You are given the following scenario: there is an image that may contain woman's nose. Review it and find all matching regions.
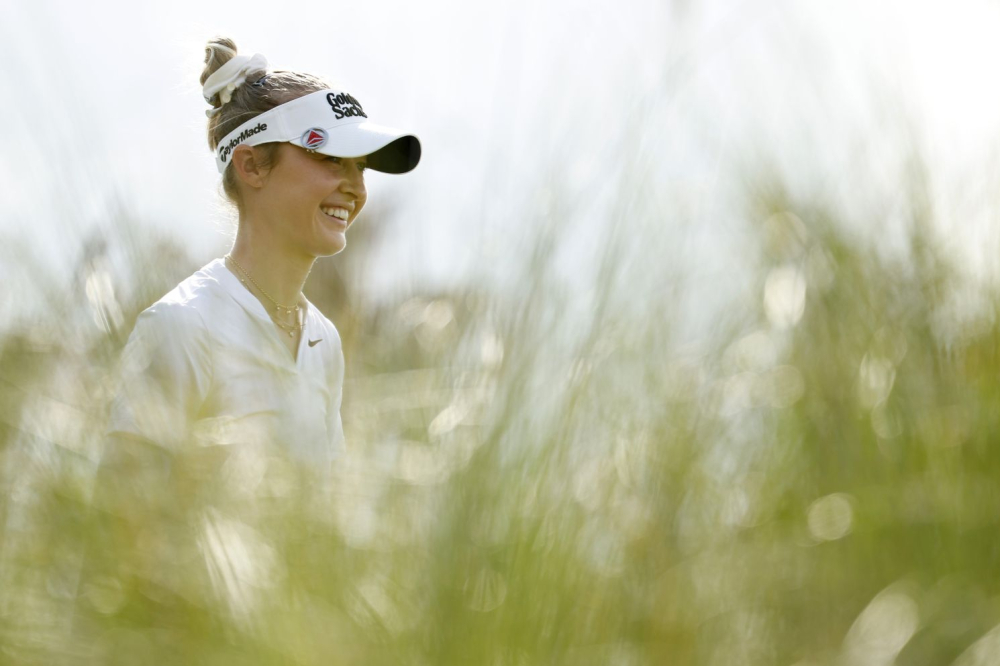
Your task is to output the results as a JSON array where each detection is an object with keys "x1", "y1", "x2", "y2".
[{"x1": 339, "y1": 162, "x2": 366, "y2": 196}]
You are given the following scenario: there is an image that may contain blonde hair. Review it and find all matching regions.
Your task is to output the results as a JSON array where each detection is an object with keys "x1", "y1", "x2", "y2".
[{"x1": 200, "y1": 37, "x2": 331, "y2": 208}]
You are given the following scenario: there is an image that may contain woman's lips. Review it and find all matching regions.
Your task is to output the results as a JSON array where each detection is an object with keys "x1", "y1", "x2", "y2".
[{"x1": 321, "y1": 208, "x2": 348, "y2": 229}]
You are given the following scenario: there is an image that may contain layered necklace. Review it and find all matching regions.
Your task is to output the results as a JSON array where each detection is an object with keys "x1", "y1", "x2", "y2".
[{"x1": 225, "y1": 254, "x2": 304, "y2": 338}]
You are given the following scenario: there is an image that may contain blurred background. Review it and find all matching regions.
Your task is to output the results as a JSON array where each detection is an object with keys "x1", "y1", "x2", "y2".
[{"x1": 5, "y1": 0, "x2": 1000, "y2": 664}]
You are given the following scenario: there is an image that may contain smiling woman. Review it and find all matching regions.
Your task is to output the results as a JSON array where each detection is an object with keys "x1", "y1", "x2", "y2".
[{"x1": 104, "y1": 36, "x2": 420, "y2": 471}]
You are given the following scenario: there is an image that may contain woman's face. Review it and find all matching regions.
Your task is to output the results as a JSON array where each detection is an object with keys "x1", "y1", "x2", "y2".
[{"x1": 253, "y1": 143, "x2": 368, "y2": 257}]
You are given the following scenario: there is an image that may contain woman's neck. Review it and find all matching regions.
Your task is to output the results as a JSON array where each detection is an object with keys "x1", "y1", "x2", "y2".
[{"x1": 228, "y1": 231, "x2": 314, "y2": 309}]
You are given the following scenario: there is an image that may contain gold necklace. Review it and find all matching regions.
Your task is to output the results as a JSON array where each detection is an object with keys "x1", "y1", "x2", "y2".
[
  {"x1": 270, "y1": 312, "x2": 304, "y2": 338},
  {"x1": 226, "y1": 254, "x2": 304, "y2": 338}
]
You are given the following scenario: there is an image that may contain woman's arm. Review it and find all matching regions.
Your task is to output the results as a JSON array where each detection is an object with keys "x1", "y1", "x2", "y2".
[{"x1": 106, "y1": 301, "x2": 213, "y2": 454}]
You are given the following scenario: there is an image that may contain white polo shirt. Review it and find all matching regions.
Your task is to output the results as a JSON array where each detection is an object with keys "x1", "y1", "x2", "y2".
[{"x1": 107, "y1": 258, "x2": 345, "y2": 470}]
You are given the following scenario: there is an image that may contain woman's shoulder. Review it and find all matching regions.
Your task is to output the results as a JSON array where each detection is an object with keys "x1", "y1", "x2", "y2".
[
  {"x1": 132, "y1": 259, "x2": 233, "y2": 340},
  {"x1": 140, "y1": 259, "x2": 233, "y2": 318},
  {"x1": 153, "y1": 258, "x2": 229, "y2": 308}
]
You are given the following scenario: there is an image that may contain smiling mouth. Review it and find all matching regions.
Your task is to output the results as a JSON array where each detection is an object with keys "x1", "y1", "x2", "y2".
[
  {"x1": 320, "y1": 206, "x2": 350, "y2": 222},
  {"x1": 320, "y1": 208, "x2": 349, "y2": 228}
]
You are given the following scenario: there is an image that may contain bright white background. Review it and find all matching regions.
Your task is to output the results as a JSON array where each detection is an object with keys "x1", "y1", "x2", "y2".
[{"x1": 4, "y1": 0, "x2": 1000, "y2": 322}]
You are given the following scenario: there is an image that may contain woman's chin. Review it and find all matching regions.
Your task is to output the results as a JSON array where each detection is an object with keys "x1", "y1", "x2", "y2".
[{"x1": 318, "y1": 232, "x2": 347, "y2": 256}]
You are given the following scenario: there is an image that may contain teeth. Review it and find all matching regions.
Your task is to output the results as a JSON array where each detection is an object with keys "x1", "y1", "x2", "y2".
[{"x1": 321, "y1": 207, "x2": 350, "y2": 221}]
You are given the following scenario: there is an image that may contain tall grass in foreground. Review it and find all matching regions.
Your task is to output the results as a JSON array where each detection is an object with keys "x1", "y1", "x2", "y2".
[{"x1": 2, "y1": 171, "x2": 1000, "y2": 666}]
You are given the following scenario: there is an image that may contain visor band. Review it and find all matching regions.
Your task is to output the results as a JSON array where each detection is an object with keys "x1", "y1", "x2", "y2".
[{"x1": 213, "y1": 89, "x2": 420, "y2": 175}]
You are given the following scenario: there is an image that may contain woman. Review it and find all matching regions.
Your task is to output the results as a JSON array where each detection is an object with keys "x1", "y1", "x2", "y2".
[{"x1": 106, "y1": 37, "x2": 420, "y2": 472}]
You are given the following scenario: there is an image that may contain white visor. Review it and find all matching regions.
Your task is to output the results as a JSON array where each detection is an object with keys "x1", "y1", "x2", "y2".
[{"x1": 215, "y1": 89, "x2": 421, "y2": 174}]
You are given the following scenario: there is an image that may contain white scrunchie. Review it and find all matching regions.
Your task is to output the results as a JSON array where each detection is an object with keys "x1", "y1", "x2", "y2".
[{"x1": 203, "y1": 53, "x2": 269, "y2": 117}]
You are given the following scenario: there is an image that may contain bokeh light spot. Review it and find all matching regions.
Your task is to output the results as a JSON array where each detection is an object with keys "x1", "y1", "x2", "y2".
[{"x1": 808, "y1": 493, "x2": 855, "y2": 542}]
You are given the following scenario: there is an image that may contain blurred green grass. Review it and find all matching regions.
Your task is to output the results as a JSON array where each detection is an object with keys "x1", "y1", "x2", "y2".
[{"x1": 2, "y1": 172, "x2": 1000, "y2": 666}]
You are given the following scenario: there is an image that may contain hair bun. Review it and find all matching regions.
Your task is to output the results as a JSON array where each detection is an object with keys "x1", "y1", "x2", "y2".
[{"x1": 200, "y1": 37, "x2": 238, "y2": 89}]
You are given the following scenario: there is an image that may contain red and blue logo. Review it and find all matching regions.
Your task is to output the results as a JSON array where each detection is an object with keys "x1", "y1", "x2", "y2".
[{"x1": 302, "y1": 127, "x2": 328, "y2": 150}]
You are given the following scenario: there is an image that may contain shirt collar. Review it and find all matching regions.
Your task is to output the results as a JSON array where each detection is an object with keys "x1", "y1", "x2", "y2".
[{"x1": 203, "y1": 257, "x2": 314, "y2": 325}]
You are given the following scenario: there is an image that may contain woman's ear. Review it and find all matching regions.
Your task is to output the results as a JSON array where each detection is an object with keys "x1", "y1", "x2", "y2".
[{"x1": 231, "y1": 145, "x2": 268, "y2": 189}]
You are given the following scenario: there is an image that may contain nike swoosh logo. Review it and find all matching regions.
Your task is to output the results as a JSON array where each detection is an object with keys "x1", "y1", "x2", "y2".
[{"x1": 308, "y1": 338, "x2": 322, "y2": 347}]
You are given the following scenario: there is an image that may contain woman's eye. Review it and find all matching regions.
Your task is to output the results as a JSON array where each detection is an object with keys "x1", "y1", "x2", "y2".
[
  {"x1": 326, "y1": 155, "x2": 368, "y2": 172},
  {"x1": 324, "y1": 156, "x2": 366, "y2": 172}
]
